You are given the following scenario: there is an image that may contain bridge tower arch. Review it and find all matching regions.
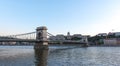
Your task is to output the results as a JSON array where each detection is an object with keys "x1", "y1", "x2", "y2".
[{"x1": 34, "y1": 26, "x2": 48, "y2": 49}]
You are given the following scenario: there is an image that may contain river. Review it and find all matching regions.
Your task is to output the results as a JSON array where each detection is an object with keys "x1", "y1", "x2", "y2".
[{"x1": 0, "y1": 46, "x2": 120, "y2": 66}]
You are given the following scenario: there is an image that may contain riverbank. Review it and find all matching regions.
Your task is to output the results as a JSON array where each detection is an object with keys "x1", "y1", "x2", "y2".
[
  {"x1": 90, "y1": 44, "x2": 120, "y2": 47},
  {"x1": 1, "y1": 44, "x2": 120, "y2": 47}
]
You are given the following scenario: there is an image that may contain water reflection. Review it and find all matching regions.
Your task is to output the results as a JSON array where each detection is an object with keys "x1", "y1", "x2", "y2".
[
  {"x1": 1, "y1": 46, "x2": 120, "y2": 66},
  {"x1": 34, "y1": 48, "x2": 48, "y2": 66}
]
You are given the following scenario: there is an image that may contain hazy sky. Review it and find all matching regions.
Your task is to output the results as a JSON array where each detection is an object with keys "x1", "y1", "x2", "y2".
[{"x1": 0, "y1": 0, "x2": 120, "y2": 36}]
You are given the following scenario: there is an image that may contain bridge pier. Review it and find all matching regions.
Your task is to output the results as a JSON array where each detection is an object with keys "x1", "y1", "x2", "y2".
[
  {"x1": 34, "y1": 47, "x2": 48, "y2": 66},
  {"x1": 34, "y1": 26, "x2": 48, "y2": 49}
]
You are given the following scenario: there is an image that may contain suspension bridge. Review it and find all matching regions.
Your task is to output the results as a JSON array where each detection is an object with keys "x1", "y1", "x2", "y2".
[
  {"x1": 0, "y1": 32, "x2": 52, "y2": 42},
  {"x1": 0, "y1": 26, "x2": 88, "y2": 47}
]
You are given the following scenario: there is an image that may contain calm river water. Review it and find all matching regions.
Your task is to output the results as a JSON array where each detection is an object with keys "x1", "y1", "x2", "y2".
[{"x1": 0, "y1": 46, "x2": 120, "y2": 66}]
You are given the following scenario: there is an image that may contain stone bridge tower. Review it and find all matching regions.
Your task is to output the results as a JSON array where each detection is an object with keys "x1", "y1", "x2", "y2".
[{"x1": 34, "y1": 26, "x2": 48, "y2": 49}]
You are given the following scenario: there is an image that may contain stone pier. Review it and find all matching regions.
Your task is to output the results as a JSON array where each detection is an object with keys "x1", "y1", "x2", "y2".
[
  {"x1": 34, "y1": 48, "x2": 48, "y2": 66},
  {"x1": 34, "y1": 26, "x2": 48, "y2": 49}
]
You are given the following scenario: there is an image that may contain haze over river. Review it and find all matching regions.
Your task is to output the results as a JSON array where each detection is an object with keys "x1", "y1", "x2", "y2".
[{"x1": 0, "y1": 45, "x2": 120, "y2": 66}]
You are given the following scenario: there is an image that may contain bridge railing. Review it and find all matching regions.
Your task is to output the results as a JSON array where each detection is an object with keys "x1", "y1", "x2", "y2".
[
  {"x1": 0, "y1": 32, "x2": 36, "y2": 40},
  {"x1": 0, "y1": 32, "x2": 54, "y2": 40}
]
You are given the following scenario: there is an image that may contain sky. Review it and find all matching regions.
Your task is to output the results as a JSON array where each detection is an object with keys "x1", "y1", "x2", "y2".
[{"x1": 0, "y1": 0, "x2": 120, "y2": 36}]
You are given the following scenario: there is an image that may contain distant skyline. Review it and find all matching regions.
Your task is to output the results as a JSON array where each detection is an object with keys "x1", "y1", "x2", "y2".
[{"x1": 0, "y1": 0, "x2": 120, "y2": 36}]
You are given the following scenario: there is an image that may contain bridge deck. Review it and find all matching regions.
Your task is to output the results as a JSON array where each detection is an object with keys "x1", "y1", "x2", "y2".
[
  {"x1": 0, "y1": 39, "x2": 87, "y2": 45},
  {"x1": 0, "y1": 39, "x2": 37, "y2": 42}
]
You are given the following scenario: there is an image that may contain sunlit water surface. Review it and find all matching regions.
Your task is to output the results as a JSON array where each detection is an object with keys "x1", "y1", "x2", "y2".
[{"x1": 0, "y1": 46, "x2": 120, "y2": 66}]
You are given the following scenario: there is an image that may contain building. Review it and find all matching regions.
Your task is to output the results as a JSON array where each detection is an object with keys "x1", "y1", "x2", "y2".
[
  {"x1": 114, "y1": 32, "x2": 120, "y2": 37},
  {"x1": 97, "y1": 33, "x2": 107, "y2": 36},
  {"x1": 104, "y1": 38, "x2": 117, "y2": 45},
  {"x1": 66, "y1": 32, "x2": 72, "y2": 40},
  {"x1": 81, "y1": 35, "x2": 89, "y2": 43},
  {"x1": 49, "y1": 32, "x2": 89, "y2": 43},
  {"x1": 49, "y1": 34, "x2": 65, "y2": 41},
  {"x1": 56, "y1": 35, "x2": 65, "y2": 41},
  {"x1": 104, "y1": 38, "x2": 120, "y2": 45},
  {"x1": 72, "y1": 34, "x2": 82, "y2": 38}
]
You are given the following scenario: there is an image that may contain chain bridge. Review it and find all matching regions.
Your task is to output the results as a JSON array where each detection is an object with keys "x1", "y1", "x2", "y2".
[
  {"x1": 0, "y1": 26, "x2": 88, "y2": 47},
  {"x1": 0, "y1": 32, "x2": 52, "y2": 42}
]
